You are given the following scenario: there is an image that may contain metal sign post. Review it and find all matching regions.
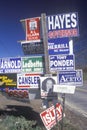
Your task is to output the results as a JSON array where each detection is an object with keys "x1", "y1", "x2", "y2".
[{"x1": 61, "y1": 93, "x2": 65, "y2": 130}]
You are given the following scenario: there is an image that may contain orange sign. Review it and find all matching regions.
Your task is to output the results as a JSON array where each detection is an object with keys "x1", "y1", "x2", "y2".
[{"x1": 26, "y1": 17, "x2": 41, "y2": 42}]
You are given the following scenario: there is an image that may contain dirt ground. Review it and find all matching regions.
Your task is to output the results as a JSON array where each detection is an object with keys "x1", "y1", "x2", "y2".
[{"x1": 0, "y1": 93, "x2": 87, "y2": 130}]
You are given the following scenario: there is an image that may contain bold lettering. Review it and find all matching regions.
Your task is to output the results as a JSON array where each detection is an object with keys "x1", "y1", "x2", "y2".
[
  {"x1": 42, "y1": 116, "x2": 48, "y2": 125},
  {"x1": 65, "y1": 14, "x2": 71, "y2": 28},
  {"x1": 46, "y1": 113, "x2": 52, "y2": 124},
  {"x1": 69, "y1": 60, "x2": 74, "y2": 66},
  {"x1": 59, "y1": 15, "x2": 65, "y2": 29},
  {"x1": 55, "y1": 15, "x2": 60, "y2": 29},
  {"x1": 71, "y1": 13, "x2": 77, "y2": 28},
  {"x1": 60, "y1": 75, "x2": 67, "y2": 82},
  {"x1": 49, "y1": 110, "x2": 55, "y2": 121},
  {"x1": 56, "y1": 104, "x2": 62, "y2": 115},
  {"x1": 48, "y1": 16, "x2": 54, "y2": 30}
]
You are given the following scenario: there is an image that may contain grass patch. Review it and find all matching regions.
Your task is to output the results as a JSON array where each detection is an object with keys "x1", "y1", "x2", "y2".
[{"x1": 0, "y1": 115, "x2": 80, "y2": 130}]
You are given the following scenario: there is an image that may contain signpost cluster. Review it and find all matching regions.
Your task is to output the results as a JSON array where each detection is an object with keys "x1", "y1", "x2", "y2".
[
  {"x1": 0, "y1": 12, "x2": 83, "y2": 130},
  {"x1": 20, "y1": 12, "x2": 83, "y2": 130}
]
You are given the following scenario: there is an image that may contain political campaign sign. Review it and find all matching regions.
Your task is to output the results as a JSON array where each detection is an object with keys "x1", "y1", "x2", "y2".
[
  {"x1": 22, "y1": 42, "x2": 44, "y2": 55},
  {"x1": 40, "y1": 76, "x2": 57, "y2": 99},
  {"x1": 17, "y1": 73, "x2": 40, "y2": 89},
  {"x1": 21, "y1": 56, "x2": 44, "y2": 74},
  {"x1": 58, "y1": 69, "x2": 83, "y2": 86},
  {"x1": 0, "y1": 57, "x2": 21, "y2": 73},
  {"x1": 0, "y1": 73, "x2": 17, "y2": 89},
  {"x1": 53, "y1": 85, "x2": 76, "y2": 94},
  {"x1": 49, "y1": 54, "x2": 75, "y2": 71},
  {"x1": 48, "y1": 37, "x2": 70, "y2": 55},
  {"x1": 26, "y1": 17, "x2": 41, "y2": 42},
  {"x1": 5, "y1": 88, "x2": 29, "y2": 99},
  {"x1": 0, "y1": 73, "x2": 29, "y2": 99},
  {"x1": 40, "y1": 103, "x2": 62, "y2": 130},
  {"x1": 47, "y1": 12, "x2": 79, "y2": 39}
]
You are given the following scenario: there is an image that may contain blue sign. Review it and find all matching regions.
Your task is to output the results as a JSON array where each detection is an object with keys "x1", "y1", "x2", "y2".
[
  {"x1": 58, "y1": 70, "x2": 83, "y2": 86},
  {"x1": 48, "y1": 38, "x2": 69, "y2": 55},
  {"x1": 47, "y1": 12, "x2": 79, "y2": 38},
  {"x1": 0, "y1": 57, "x2": 21, "y2": 73},
  {"x1": 49, "y1": 54, "x2": 75, "y2": 71}
]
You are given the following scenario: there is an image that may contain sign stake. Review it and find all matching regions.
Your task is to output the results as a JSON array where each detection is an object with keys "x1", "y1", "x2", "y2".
[{"x1": 61, "y1": 93, "x2": 65, "y2": 130}]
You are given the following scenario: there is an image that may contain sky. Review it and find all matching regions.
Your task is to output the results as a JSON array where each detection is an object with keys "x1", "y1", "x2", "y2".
[{"x1": 0, "y1": 0, "x2": 87, "y2": 60}]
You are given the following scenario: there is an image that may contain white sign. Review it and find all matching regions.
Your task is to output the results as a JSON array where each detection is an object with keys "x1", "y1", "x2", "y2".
[
  {"x1": 17, "y1": 73, "x2": 40, "y2": 89},
  {"x1": 53, "y1": 85, "x2": 76, "y2": 94},
  {"x1": 40, "y1": 103, "x2": 62, "y2": 130},
  {"x1": 40, "y1": 76, "x2": 57, "y2": 99}
]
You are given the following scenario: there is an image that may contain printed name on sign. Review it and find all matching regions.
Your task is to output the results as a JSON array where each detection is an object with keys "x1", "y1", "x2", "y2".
[
  {"x1": 40, "y1": 103, "x2": 62, "y2": 130},
  {"x1": 48, "y1": 13, "x2": 77, "y2": 30},
  {"x1": 17, "y1": 74, "x2": 40, "y2": 89},
  {"x1": 47, "y1": 12, "x2": 79, "y2": 38}
]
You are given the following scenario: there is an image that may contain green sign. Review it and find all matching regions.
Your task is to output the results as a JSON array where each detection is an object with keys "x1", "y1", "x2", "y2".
[{"x1": 21, "y1": 56, "x2": 44, "y2": 73}]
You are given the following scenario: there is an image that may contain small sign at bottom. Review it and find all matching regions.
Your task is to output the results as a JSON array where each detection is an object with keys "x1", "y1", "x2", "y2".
[{"x1": 53, "y1": 85, "x2": 76, "y2": 94}]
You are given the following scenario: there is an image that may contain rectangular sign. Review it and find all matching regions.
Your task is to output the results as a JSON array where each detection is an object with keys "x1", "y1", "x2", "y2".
[
  {"x1": 58, "y1": 70, "x2": 83, "y2": 86},
  {"x1": 53, "y1": 85, "x2": 76, "y2": 94},
  {"x1": 40, "y1": 76, "x2": 57, "y2": 99},
  {"x1": 49, "y1": 54, "x2": 75, "y2": 71},
  {"x1": 26, "y1": 17, "x2": 41, "y2": 42},
  {"x1": 0, "y1": 57, "x2": 21, "y2": 73},
  {"x1": 47, "y1": 12, "x2": 79, "y2": 38},
  {"x1": 40, "y1": 103, "x2": 62, "y2": 130},
  {"x1": 5, "y1": 88, "x2": 29, "y2": 99},
  {"x1": 0, "y1": 73, "x2": 17, "y2": 90},
  {"x1": 22, "y1": 42, "x2": 44, "y2": 55},
  {"x1": 17, "y1": 73, "x2": 40, "y2": 89},
  {"x1": 48, "y1": 38, "x2": 70, "y2": 55},
  {"x1": 21, "y1": 56, "x2": 44, "y2": 74},
  {"x1": 0, "y1": 73, "x2": 29, "y2": 100}
]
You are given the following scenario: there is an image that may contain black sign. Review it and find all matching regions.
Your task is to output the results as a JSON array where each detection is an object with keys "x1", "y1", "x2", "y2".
[
  {"x1": 0, "y1": 73, "x2": 17, "y2": 89},
  {"x1": 22, "y1": 42, "x2": 44, "y2": 55}
]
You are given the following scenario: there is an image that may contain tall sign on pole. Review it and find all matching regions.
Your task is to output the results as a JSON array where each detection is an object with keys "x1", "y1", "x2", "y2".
[
  {"x1": 46, "y1": 12, "x2": 80, "y2": 130},
  {"x1": 47, "y1": 12, "x2": 79, "y2": 38},
  {"x1": 26, "y1": 17, "x2": 41, "y2": 42}
]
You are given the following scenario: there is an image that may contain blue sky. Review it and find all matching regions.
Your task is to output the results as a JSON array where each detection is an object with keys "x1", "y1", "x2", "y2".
[{"x1": 0, "y1": 0, "x2": 86, "y2": 58}]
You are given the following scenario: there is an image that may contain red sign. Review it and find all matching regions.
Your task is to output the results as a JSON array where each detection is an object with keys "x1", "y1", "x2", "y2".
[
  {"x1": 40, "y1": 103, "x2": 62, "y2": 130},
  {"x1": 5, "y1": 88, "x2": 28, "y2": 98},
  {"x1": 26, "y1": 17, "x2": 41, "y2": 42}
]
